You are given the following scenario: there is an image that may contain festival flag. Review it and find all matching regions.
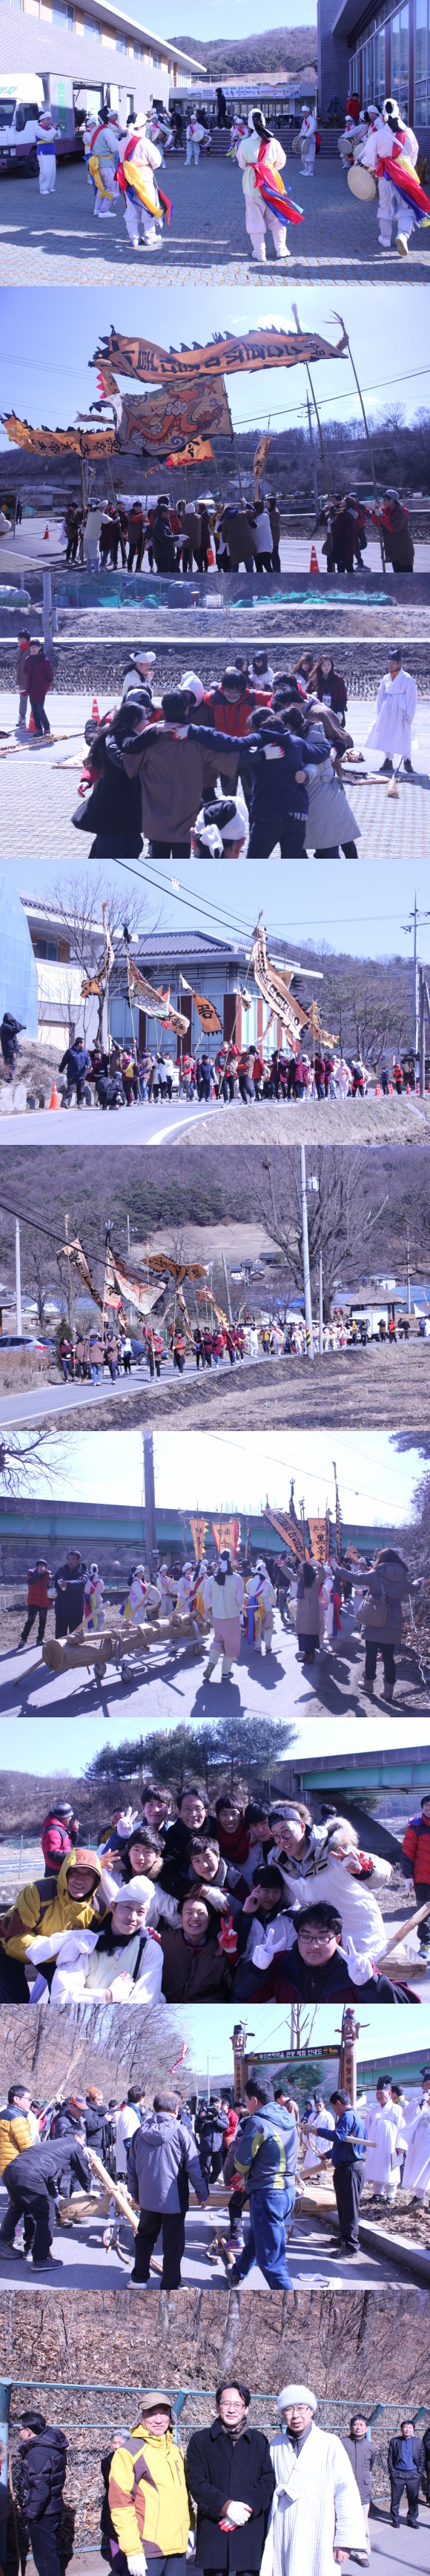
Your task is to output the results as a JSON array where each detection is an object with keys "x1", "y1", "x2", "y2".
[
  {"x1": 264, "y1": 1507, "x2": 308, "y2": 1562},
  {"x1": 127, "y1": 960, "x2": 188, "y2": 1035},
  {"x1": 106, "y1": 1251, "x2": 167, "y2": 1318},
  {"x1": 249, "y1": 917, "x2": 309, "y2": 1041},
  {"x1": 1, "y1": 415, "x2": 116, "y2": 455},
  {"x1": 166, "y1": 440, "x2": 215, "y2": 466},
  {"x1": 211, "y1": 1517, "x2": 241, "y2": 1559},
  {"x1": 179, "y1": 976, "x2": 222, "y2": 1035},
  {"x1": 190, "y1": 1516, "x2": 208, "y2": 1561},
  {"x1": 60, "y1": 1235, "x2": 103, "y2": 1310},
  {"x1": 92, "y1": 325, "x2": 348, "y2": 386},
  {"x1": 308, "y1": 1518, "x2": 328, "y2": 1564}
]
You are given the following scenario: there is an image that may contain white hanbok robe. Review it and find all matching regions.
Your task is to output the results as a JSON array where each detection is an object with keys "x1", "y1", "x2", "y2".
[
  {"x1": 300, "y1": 113, "x2": 317, "y2": 174},
  {"x1": 366, "y1": 667, "x2": 417, "y2": 760},
  {"x1": 302, "y1": 2105, "x2": 335, "y2": 2171},
  {"x1": 365, "y1": 2099, "x2": 406, "y2": 2194},
  {"x1": 236, "y1": 132, "x2": 289, "y2": 254},
  {"x1": 260, "y1": 2426, "x2": 366, "y2": 2576},
  {"x1": 400, "y1": 2098, "x2": 430, "y2": 2198}
]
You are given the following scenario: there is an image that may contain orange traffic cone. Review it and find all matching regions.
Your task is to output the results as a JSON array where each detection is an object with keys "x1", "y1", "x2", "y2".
[
  {"x1": 48, "y1": 1081, "x2": 61, "y2": 1110},
  {"x1": 309, "y1": 544, "x2": 320, "y2": 574},
  {"x1": 388, "y1": 1083, "x2": 394, "y2": 1094},
  {"x1": 91, "y1": 696, "x2": 100, "y2": 721},
  {"x1": 28, "y1": 708, "x2": 36, "y2": 734},
  {"x1": 406, "y1": 1082, "x2": 411, "y2": 1092},
  {"x1": 43, "y1": 525, "x2": 50, "y2": 540},
  {"x1": 374, "y1": 1082, "x2": 381, "y2": 1096}
]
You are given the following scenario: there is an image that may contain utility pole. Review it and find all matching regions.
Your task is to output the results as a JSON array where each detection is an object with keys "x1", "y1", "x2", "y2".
[
  {"x1": 306, "y1": 392, "x2": 319, "y2": 515},
  {"x1": 413, "y1": 891, "x2": 419, "y2": 1063},
  {"x1": 143, "y1": 1428, "x2": 157, "y2": 1570},
  {"x1": 319, "y1": 1249, "x2": 323, "y2": 1355},
  {"x1": 42, "y1": 567, "x2": 53, "y2": 655},
  {"x1": 222, "y1": 1251, "x2": 233, "y2": 1324},
  {"x1": 300, "y1": 1146, "x2": 314, "y2": 1359},
  {"x1": 15, "y1": 1218, "x2": 22, "y2": 1336},
  {"x1": 419, "y1": 964, "x2": 426, "y2": 1101}
]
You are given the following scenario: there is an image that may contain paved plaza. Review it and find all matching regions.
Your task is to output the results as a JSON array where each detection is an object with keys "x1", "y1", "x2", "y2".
[
  {"x1": 1, "y1": 151, "x2": 430, "y2": 285},
  {"x1": 1, "y1": 686, "x2": 429, "y2": 862}
]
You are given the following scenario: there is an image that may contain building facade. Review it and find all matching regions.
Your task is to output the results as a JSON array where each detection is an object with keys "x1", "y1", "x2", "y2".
[
  {"x1": 0, "y1": 0, "x2": 205, "y2": 129},
  {"x1": 109, "y1": 928, "x2": 314, "y2": 1062},
  {"x1": 318, "y1": 0, "x2": 430, "y2": 136}
]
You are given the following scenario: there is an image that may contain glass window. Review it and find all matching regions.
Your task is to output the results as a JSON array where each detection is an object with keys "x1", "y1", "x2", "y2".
[
  {"x1": 53, "y1": 1, "x2": 74, "y2": 23},
  {"x1": 362, "y1": 37, "x2": 373, "y2": 98},
  {"x1": 132, "y1": 42, "x2": 143, "y2": 57},
  {"x1": 374, "y1": 27, "x2": 386, "y2": 96},
  {"x1": 152, "y1": 51, "x2": 160, "y2": 65},
  {"x1": 116, "y1": 36, "x2": 127, "y2": 51},
  {"x1": 84, "y1": 13, "x2": 99, "y2": 34},
  {"x1": 414, "y1": 0, "x2": 428, "y2": 115},
  {"x1": 391, "y1": 5, "x2": 409, "y2": 114}
]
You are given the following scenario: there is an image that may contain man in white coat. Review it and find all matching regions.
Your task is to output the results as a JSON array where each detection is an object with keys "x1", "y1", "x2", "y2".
[
  {"x1": 236, "y1": 110, "x2": 293, "y2": 261},
  {"x1": 34, "y1": 110, "x2": 62, "y2": 194},
  {"x1": 186, "y1": 115, "x2": 205, "y2": 164},
  {"x1": 364, "y1": 2078, "x2": 406, "y2": 2199},
  {"x1": 366, "y1": 647, "x2": 417, "y2": 773},
  {"x1": 261, "y1": 2387, "x2": 367, "y2": 2576},
  {"x1": 299, "y1": 110, "x2": 317, "y2": 174},
  {"x1": 400, "y1": 2070, "x2": 430, "y2": 2200}
]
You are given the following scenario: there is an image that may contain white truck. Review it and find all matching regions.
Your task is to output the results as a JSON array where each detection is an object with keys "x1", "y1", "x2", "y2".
[{"x1": 0, "y1": 73, "x2": 84, "y2": 172}]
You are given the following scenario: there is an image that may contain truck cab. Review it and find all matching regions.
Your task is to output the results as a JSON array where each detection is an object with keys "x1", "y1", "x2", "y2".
[{"x1": 0, "y1": 75, "x2": 83, "y2": 171}]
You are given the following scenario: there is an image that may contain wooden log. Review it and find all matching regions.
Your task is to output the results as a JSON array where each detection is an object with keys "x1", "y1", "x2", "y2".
[{"x1": 85, "y1": 2146, "x2": 139, "y2": 2233}]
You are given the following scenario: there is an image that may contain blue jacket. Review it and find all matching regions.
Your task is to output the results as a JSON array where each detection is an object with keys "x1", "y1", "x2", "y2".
[
  {"x1": 318, "y1": 2106, "x2": 366, "y2": 2165},
  {"x1": 187, "y1": 723, "x2": 327, "y2": 818},
  {"x1": 59, "y1": 1046, "x2": 92, "y2": 1081},
  {"x1": 233, "y1": 2099, "x2": 298, "y2": 2193}
]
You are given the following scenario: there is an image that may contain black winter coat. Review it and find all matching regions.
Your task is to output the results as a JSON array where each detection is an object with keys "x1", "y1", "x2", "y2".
[
  {"x1": 19, "y1": 2428, "x2": 67, "y2": 2520},
  {"x1": 186, "y1": 2421, "x2": 275, "y2": 2569},
  {"x1": 388, "y1": 2436, "x2": 424, "y2": 2477},
  {"x1": 5, "y1": 2139, "x2": 90, "y2": 2199}
]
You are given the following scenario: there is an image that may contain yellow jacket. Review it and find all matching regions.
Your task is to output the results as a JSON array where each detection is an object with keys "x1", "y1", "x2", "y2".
[
  {"x1": 0, "y1": 1846, "x2": 102, "y2": 1961},
  {"x1": 108, "y1": 2426, "x2": 191, "y2": 2559},
  {"x1": 0, "y1": 2110, "x2": 33, "y2": 2172}
]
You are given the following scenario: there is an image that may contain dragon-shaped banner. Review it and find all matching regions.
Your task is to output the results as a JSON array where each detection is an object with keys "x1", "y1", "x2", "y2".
[{"x1": 91, "y1": 325, "x2": 348, "y2": 385}]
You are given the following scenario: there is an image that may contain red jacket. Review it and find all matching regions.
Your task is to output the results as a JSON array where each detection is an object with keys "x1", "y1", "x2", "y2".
[
  {"x1": 41, "y1": 1815, "x2": 78, "y2": 1872},
  {"x1": 23, "y1": 651, "x2": 53, "y2": 703},
  {"x1": 26, "y1": 1566, "x2": 52, "y2": 1609},
  {"x1": 199, "y1": 685, "x2": 268, "y2": 738},
  {"x1": 403, "y1": 1814, "x2": 430, "y2": 1887}
]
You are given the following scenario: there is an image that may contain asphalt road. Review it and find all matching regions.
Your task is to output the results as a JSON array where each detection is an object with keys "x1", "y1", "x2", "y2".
[
  {"x1": 0, "y1": 2182, "x2": 405, "y2": 2293},
  {"x1": 24, "y1": 2533, "x2": 429, "y2": 2576},
  {"x1": 0, "y1": 1098, "x2": 217, "y2": 1145},
  {"x1": 0, "y1": 1344, "x2": 262, "y2": 1430}
]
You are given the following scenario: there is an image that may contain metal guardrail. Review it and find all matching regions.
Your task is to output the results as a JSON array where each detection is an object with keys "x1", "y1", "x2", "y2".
[{"x1": 5, "y1": 2383, "x2": 430, "y2": 2525}]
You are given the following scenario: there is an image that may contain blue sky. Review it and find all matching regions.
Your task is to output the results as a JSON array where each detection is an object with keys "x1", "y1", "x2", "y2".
[
  {"x1": 1, "y1": 283, "x2": 429, "y2": 439},
  {"x1": 18, "y1": 1425, "x2": 422, "y2": 1515},
  {"x1": 158, "y1": 3, "x2": 317, "y2": 41},
  {"x1": 8, "y1": 847, "x2": 430, "y2": 968},
  {"x1": 145, "y1": 2000, "x2": 430, "y2": 2078}
]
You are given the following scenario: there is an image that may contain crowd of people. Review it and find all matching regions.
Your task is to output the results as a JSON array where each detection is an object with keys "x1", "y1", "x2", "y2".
[
  {"x1": 51, "y1": 489, "x2": 418, "y2": 584},
  {"x1": 338, "y1": 88, "x2": 430, "y2": 259},
  {"x1": 1, "y1": 1740, "x2": 427, "y2": 2004},
  {"x1": 1, "y1": 2059, "x2": 429, "y2": 2289},
  {"x1": 14, "y1": 1537, "x2": 411, "y2": 1698},
  {"x1": 63, "y1": 642, "x2": 418, "y2": 862},
  {"x1": 1, "y1": 2378, "x2": 429, "y2": 2576}
]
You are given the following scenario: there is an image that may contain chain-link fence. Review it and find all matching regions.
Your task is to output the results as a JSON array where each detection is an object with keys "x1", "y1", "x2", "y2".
[{"x1": 7, "y1": 2382, "x2": 430, "y2": 2543}]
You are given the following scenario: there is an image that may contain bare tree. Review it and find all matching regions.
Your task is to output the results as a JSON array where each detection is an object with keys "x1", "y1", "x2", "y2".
[
  {"x1": 52, "y1": 871, "x2": 148, "y2": 1043},
  {"x1": 250, "y1": 1147, "x2": 388, "y2": 1320}
]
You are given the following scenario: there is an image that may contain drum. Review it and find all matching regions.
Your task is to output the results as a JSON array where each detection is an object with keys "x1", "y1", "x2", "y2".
[{"x1": 348, "y1": 162, "x2": 377, "y2": 199}]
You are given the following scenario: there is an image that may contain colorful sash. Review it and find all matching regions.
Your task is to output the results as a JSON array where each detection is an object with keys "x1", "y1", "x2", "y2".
[
  {"x1": 377, "y1": 134, "x2": 430, "y2": 224},
  {"x1": 254, "y1": 141, "x2": 303, "y2": 227},
  {"x1": 116, "y1": 138, "x2": 172, "y2": 225}
]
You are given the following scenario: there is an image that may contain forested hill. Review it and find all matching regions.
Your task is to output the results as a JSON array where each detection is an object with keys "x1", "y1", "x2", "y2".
[{"x1": 172, "y1": 27, "x2": 317, "y2": 77}]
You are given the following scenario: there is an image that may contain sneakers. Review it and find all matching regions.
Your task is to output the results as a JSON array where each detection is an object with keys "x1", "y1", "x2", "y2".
[
  {"x1": 403, "y1": 758, "x2": 414, "y2": 772},
  {"x1": 380, "y1": 759, "x2": 393, "y2": 773},
  {"x1": 31, "y1": 2253, "x2": 62, "y2": 2268},
  {"x1": 396, "y1": 233, "x2": 409, "y2": 254}
]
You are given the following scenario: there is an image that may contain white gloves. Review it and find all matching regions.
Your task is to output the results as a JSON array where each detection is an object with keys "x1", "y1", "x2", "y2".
[
  {"x1": 224, "y1": 2503, "x2": 251, "y2": 2526},
  {"x1": 128, "y1": 2555, "x2": 147, "y2": 2572}
]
